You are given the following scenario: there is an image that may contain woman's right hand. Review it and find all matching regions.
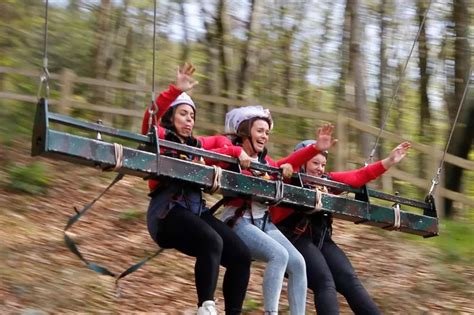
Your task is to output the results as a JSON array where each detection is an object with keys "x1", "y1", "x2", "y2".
[
  {"x1": 238, "y1": 150, "x2": 252, "y2": 169},
  {"x1": 176, "y1": 62, "x2": 199, "y2": 92},
  {"x1": 313, "y1": 123, "x2": 338, "y2": 152}
]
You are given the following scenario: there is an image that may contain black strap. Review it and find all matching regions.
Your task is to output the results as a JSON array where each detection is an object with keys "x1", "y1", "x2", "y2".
[
  {"x1": 209, "y1": 197, "x2": 231, "y2": 215},
  {"x1": 290, "y1": 216, "x2": 310, "y2": 243},
  {"x1": 115, "y1": 248, "x2": 164, "y2": 294},
  {"x1": 227, "y1": 202, "x2": 250, "y2": 228},
  {"x1": 261, "y1": 211, "x2": 269, "y2": 232},
  {"x1": 64, "y1": 172, "x2": 164, "y2": 282},
  {"x1": 64, "y1": 173, "x2": 124, "y2": 276}
]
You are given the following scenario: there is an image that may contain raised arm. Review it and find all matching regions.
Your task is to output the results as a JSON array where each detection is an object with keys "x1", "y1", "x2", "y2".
[
  {"x1": 141, "y1": 63, "x2": 198, "y2": 135},
  {"x1": 329, "y1": 141, "x2": 411, "y2": 188}
]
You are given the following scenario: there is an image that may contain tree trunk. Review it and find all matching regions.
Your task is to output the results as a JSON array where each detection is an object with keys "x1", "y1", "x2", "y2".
[
  {"x1": 198, "y1": 1, "x2": 222, "y2": 125},
  {"x1": 337, "y1": 0, "x2": 351, "y2": 111},
  {"x1": 237, "y1": 0, "x2": 262, "y2": 100},
  {"x1": 281, "y1": 27, "x2": 295, "y2": 108},
  {"x1": 278, "y1": 2, "x2": 308, "y2": 108},
  {"x1": 417, "y1": 0, "x2": 433, "y2": 180},
  {"x1": 92, "y1": 0, "x2": 112, "y2": 80},
  {"x1": 376, "y1": 0, "x2": 389, "y2": 160},
  {"x1": 178, "y1": 0, "x2": 190, "y2": 63},
  {"x1": 106, "y1": 0, "x2": 130, "y2": 81},
  {"x1": 348, "y1": 0, "x2": 371, "y2": 156},
  {"x1": 215, "y1": 0, "x2": 233, "y2": 97},
  {"x1": 444, "y1": 0, "x2": 472, "y2": 217},
  {"x1": 90, "y1": 0, "x2": 112, "y2": 109}
]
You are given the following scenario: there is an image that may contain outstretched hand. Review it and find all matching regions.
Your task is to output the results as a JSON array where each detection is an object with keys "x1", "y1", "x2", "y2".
[
  {"x1": 176, "y1": 62, "x2": 199, "y2": 92},
  {"x1": 313, "y1": 123, "x2": 338, "y2": 152},
  {"x1": 382, "y1": 141, "x2": 411, "y2": 169}
]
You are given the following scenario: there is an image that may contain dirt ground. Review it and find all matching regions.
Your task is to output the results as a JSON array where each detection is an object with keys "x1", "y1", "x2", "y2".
[{"x1": 0, "y1": 144, "x2": 473, "y2": 314}]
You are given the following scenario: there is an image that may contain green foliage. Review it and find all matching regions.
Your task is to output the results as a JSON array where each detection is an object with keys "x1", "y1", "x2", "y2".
[
  {"x1": 7, "y1": 162, "x2": 50, "y2": 195},
  {"x1": 430, "y1": 219, "x2": 474, "y2": 264},
  {"x1": 0, "y1": 101, "x2": 35, "y2": 145},
  {"x1": 118, "y1": 209, "x2": 144, "y2": 221},
  {"x1": 243, "y1": 298, "x2": 262, "y2": 312}
]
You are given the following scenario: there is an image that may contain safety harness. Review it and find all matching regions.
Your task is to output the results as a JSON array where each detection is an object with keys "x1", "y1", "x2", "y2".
[{"x1": 277, "y1": 175, "x2": 332, "y2": 248}]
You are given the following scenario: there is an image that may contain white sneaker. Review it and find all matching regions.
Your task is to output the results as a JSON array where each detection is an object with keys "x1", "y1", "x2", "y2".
[{"x1": 197, "y1": 300, "x2": 217, "y2": 315}]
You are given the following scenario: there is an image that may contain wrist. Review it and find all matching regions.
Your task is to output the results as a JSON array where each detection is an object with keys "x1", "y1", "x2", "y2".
[{"x1": 381, "y1": 157, "x2": 394, "y2": 169}]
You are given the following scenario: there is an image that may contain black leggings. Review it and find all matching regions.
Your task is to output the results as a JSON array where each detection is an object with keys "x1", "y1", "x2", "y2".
[
  {"x1": 294, "y1": 233, "x2": 381, "y2": 315},
  {"x1": 148, "y1": 204, "x2": 251, "y2": 314}
]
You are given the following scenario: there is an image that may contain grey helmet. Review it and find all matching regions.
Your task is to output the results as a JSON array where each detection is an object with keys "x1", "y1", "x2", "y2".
[{"x1": 294, "y1": 140, "x2": 328, "y2": 158}]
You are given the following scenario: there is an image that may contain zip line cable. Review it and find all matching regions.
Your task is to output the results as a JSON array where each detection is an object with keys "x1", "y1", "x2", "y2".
[
  {"x1": 428, "y1": 67, "x2": 472, "y2": 196},
  {"x1": 37, "y1": 0, "x2": 50, "y2": 100},
  {"x1": 365, "y1": 0, "x2": 433, "y2": 165},
  {"x1": 147, "y1": 0, "x2": 159, "y2": 132}
]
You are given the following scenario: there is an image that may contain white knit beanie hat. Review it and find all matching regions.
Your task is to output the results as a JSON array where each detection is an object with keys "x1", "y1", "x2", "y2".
[
  {"x1": 170, "y1": 92, "x2": 196, "y2": 110},
  {"x1": 224, "y1": 105, "x2": 273, "y2": 134}
]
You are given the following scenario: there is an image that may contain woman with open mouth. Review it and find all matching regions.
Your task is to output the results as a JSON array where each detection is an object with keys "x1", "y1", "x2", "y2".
[{"x1": 214, "y1": 105, "x2": 337, "y2": 315}]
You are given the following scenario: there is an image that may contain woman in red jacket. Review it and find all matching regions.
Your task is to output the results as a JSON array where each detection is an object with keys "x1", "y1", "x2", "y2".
[
  {"x1": 271, "y1": 140, "x2": 411, "y2": 315},
  {"x1": 216, "y1": 105, "x2": 337, "y2": 315},
  {"x1": 142, "y1": 63, "x2": 251, "y2": 315}
]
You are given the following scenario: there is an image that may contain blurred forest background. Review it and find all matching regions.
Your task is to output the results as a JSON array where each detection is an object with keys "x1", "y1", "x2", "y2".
[{"x1": 0, "y1": 0, "x2": 473, "y2": 313}]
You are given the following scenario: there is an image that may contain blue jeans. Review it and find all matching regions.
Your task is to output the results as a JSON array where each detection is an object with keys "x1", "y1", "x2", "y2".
[{"x1": 232, "y1": 216, "x2": 307, "y2": 314}]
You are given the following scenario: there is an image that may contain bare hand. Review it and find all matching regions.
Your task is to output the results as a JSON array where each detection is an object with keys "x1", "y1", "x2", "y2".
[
  {"x1": 313, "y1": 123, "x2": 338, "y2": 151},
  {"x1": 238, "y1": 150, "x2": 252, "y2": 169},
  {"x1": 280, "y1": 163, "x2": 293, "y2": 179},
  {"x1": 382, "y1": 141, "x2": 411, "y2": 169},
  {"x1": 176, "y1": 62, "x2": 199, "y2": 92}
]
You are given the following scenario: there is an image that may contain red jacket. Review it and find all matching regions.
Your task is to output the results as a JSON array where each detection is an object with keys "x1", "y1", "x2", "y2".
[
  {"x1": 270, "y1": 161, "x2": 387, "y2": 224},
  {"x1": 141, "y1": 84, "x2": 236, "y2": 192}
]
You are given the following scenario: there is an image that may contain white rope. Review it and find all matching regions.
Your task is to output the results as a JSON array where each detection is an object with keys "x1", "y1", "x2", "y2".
[
  {"x1": 305, "y1": 188, "x2": 323, "y2": 215},
  {"x1": 392, "y1": 203, "x2": 401, "y2": 230},
  {"x1": 314, "y1": 188, "x2": 323, "y2": 212},
  {"x1": 270, "y1": 180, "x2": 285, "y2": 206},
  {"x1": 112, "y1": 143, "x2": 124, "y2": 172},
  {"x1": 207, "y1": 165, "x2": 222, "y2": 194}
]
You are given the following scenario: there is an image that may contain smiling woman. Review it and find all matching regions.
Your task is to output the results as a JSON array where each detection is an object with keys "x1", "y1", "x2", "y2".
[{"x1": 214, "y1": 105, "x2": 337, "y2": 315}]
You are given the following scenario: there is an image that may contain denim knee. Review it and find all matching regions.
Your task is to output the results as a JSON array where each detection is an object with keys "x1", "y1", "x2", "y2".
[{"x1": 270, "y1": 245, "x2": 289, "y2": 269}]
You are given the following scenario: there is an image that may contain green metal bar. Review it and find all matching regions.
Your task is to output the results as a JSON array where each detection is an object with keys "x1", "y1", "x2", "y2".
[
  {"x1": 40, "y1": 130, "x2": 438, "y2": 237},
  {"x1": 299, "y1": 174, "x2": 432, "y2": 210},
  {"x1": 48, "y1": 112, "x2": 280, "y2": 175},
  {"x1": 32, "y1": 101, "x2": 438, "y2": 237},
  {"x1": 49, "y1": 112, "x2": 147, "y2": 143},
  {"x1": 44, "y1": 107, "x2": 434, "y2": 211}
]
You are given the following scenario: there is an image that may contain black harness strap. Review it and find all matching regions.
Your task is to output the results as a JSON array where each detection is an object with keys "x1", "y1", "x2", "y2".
[
  {"x1": 209, "y1": 197, "x2": 231, "y2": 215},
  {"x1": 65, "y1": 171, "x2": 164, "y2": 282},
  {"x1": 226, "y1": 202, "x2": 251, "y2": 228},
  {"x1": 64, "y1": 173, "x2": 124, "y2": 277},
  {"x1": 63, "y1": 133, "x2": 167, "y2": 282}
]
